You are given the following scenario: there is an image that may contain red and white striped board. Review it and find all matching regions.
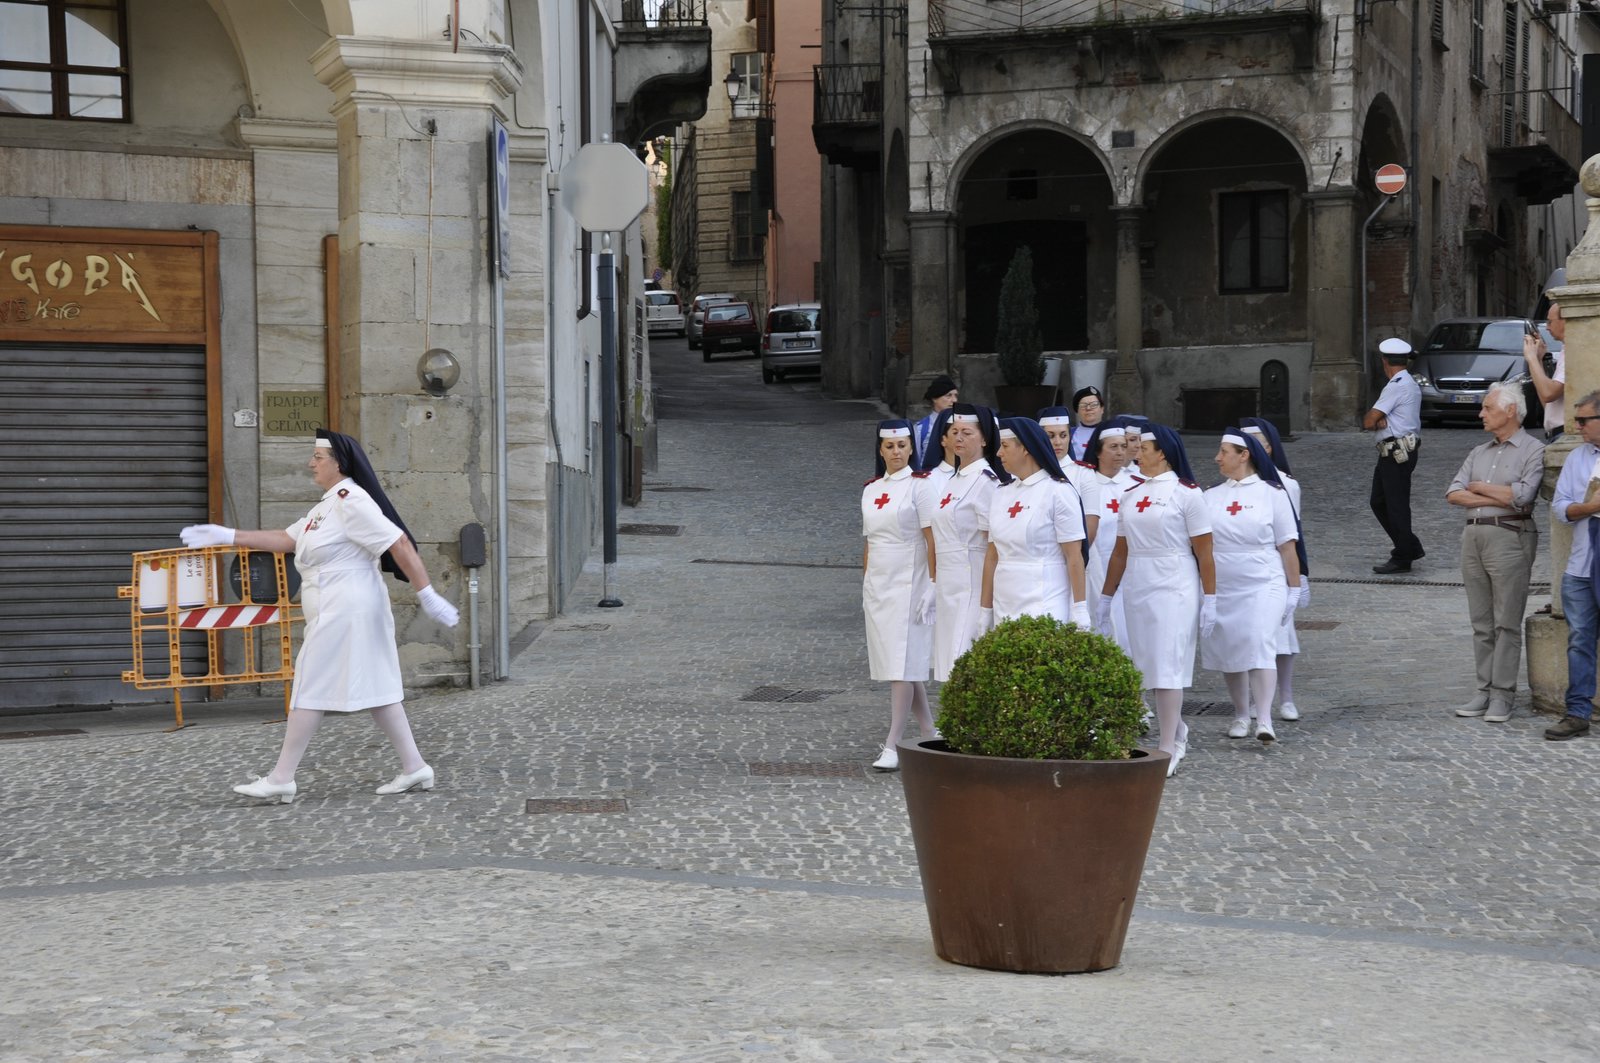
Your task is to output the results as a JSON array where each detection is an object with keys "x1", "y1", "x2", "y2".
[{"x1": 176, "y1": 605, "x2": 282, "y2": 629}]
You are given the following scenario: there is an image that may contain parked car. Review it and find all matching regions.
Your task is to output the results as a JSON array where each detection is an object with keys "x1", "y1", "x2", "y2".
[
  {"x1": 686, "y1": 291, "x2": 737, "y2": 349},
  {"x1": 1412, "y1": 317, "x2": 1560, "y2": 425},
  {"x1": 700, "y1": 301, "x2": 760, "y2": 360},
  {"x1": 645, "y1": 290, "x2": 685, "y2": 337},
  {"x1": 760, "y1": 302, "x2": 822, "y2": 384}
]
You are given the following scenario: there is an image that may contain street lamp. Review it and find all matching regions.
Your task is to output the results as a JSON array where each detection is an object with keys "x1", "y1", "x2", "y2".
[{"x1": 724, "y1": 69, "x2": 742, "y2": 106}]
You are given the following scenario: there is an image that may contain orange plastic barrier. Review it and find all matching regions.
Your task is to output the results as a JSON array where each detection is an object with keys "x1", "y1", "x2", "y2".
[{"x1": 118, "y1": 546, "x2": 303, "y2": 729}]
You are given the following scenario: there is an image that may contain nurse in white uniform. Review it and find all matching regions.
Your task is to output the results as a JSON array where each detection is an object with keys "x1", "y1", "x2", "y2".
[
  {"x1": 920, "y1": 403, "x2": 1007, "y2": 679},
  {"x1": 181, "y1": 428, "x2": 460, "y2": 804},
  {"x1": 1201, "y1": 430, "x2": 1302, "y2": 743},
  {"x1": 862, "y1": 419, "x2": 937, "y2": 771},
  {"x1": 1098, "y1": 424, "x2": 1217, "y2": 776},
  {"x1": 976, "y1": 418, "x2": 1090, "y2": 633},
  {"x1": 1082, "y1": 418, "x2": 1142, "y2": 647},
  {"x1": 1039, "y1": 405, "x2": 1101, "y2": 548},
  {"x1": 1242, "y1": 417, "x2": 1310, "y2": 722}
]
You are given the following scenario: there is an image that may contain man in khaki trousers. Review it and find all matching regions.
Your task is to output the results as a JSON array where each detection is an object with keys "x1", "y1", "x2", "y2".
[{"x1": 1445, "y1": 383, "x2": 1546, "y2": 723}]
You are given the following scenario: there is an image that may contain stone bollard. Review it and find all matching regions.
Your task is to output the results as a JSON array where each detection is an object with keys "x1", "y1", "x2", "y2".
[{"x1": 1526, "y1": 155, "x2": 1600, "y2": 715}]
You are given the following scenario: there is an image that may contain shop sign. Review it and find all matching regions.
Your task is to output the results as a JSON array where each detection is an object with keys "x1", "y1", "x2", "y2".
[
  {"x1": 260, "y1": 391, "x2": 328, "y2": 437},
  {"x1": 0, "y1": 238, "x2": 206, "y2": 335}
]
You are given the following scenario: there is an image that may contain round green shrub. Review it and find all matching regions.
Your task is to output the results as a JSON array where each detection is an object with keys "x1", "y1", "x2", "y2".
[{"x1": 937, "y1": 615, "x2": 1145, "y2": 761}]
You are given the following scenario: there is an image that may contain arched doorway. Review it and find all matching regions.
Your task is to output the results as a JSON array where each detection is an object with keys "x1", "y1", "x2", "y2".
[{"x1": 955, "y1": 129, "x2": 1115, "y2": 354}]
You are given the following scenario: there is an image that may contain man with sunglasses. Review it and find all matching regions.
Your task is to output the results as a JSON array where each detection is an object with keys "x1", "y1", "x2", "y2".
[{"x1": 1547, "y1": 390, "x2": 1600, "y2": 740}]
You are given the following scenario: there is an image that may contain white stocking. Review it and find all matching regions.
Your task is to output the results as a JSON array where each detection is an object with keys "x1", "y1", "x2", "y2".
[
  {"x1": 1223, "y1": 672, "x2": 1251, "y2": 722},
  {"x1": 887, "y1": 681, "x2": 914, "y2": 750},
  {"x1": 369, "y1": 702, "x2": 426, "y2": 773},
  {"x1": 1152, "y1": 688, "x2": 1185, "y2": 755},
  {"x1": 910, "y1": 681, "x2": 937, "y2": 736},
  {"x1": 1250, "y1": 668, "x2": 1278, "y2": 723},
  {"x1": 1276, "y1": 653, "x2": 1296, "y2": 705},
  {"x1": 268, "y1": 708, "x2": 323, "y2": 784}
]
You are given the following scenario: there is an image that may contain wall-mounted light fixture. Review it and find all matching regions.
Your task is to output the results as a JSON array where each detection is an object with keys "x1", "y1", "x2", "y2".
[{"x1": 418, "y1": 347, "x2": 460, "y2": 396}]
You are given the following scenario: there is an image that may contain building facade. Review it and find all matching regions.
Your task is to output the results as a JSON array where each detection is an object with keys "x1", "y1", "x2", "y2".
[
  {"x1": 0, "y1": 0, "x2": 711, "y2": 711},
  {"x1": 815, "y1": 0, "x2": 1591, "y2": 428}
]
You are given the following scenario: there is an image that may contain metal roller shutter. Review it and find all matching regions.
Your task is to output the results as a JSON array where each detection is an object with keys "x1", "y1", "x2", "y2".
[{"x1": 0, "y1": 344, "x2": 208, "y2": 711}]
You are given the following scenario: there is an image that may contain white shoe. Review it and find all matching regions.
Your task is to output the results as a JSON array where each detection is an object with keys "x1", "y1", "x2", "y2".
[
  {"x1": 871, "y1": 746, "x2": 899, "y2": 772},
  {"x1": 1279, "y1": 702, "x2": 1300, "y2": 721},
  {"x1": 1228, "y1": 717, "x2": 1251, "y2": 739},
  {"x1": 1256, "y1": 716, "x2": 1277, "y2": 743},
  {"x1": 1165, "y1": 746, "x2": 1184, "y2": 778},
  {"x1": 233, "y1": 776, "x2": 295, "y2": 804},
  {"x1": 376, "y1": 764, "x2": 435, "y2": 795}
]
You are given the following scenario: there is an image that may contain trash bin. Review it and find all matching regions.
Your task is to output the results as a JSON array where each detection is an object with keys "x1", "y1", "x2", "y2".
[{"x1": 1068, "y1": 357, "x2": 1109, "y2": 406}]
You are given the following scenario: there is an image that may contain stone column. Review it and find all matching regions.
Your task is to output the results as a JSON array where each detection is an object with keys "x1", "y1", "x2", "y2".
[
  {"x1": 1528, "y1": 157, "x2": 1600, "y2": 713},
  {"x1": 1303, "y1": 189, "x2": 1362, "y2": 429},
  {"x1": 1111, "y1": 205, "x2": 1144, "y2": 415},
  {"x1": 311, "y1": 37, "x2": 524, "y2": 677},
  {"x1": 907, "y1": 210, "x2": 957, "y2": 413}
]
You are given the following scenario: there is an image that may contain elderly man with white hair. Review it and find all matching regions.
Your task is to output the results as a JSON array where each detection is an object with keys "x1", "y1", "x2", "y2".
[{"x1": 1444, "y1": 382, "x2": 1546, "y2": 723}]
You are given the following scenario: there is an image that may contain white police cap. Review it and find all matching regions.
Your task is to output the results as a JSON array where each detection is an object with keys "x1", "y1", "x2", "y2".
[{"x1": 1378, "y1": 337, "x2": 1413, "y2": 356}]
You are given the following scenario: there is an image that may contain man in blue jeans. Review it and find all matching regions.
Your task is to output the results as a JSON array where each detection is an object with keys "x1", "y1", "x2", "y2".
[{"x1": 1548, "y1": 389, "x2": 1600, "y2": 739}]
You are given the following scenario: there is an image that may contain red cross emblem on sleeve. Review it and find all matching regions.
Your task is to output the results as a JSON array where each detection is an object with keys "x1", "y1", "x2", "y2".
[
  {"x1": 1008, "y1": 501, "x2": 1024, "y2": 518},
  {"x1": 874, "y1": 493, "x2": 891, "y2": 509},
  {"x1": 1227, "y1": 501, "x2": 1243, "y2": 515},
  {"x1": 940, "y1": 493, "x2": 954, "y2": 508},
  {"x1": 1135, "y1": 496, "x2": 1153, "y2": 513}
]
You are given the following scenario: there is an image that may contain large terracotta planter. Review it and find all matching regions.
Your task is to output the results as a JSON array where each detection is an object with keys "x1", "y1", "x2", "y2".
[{"x1": 898, "y1": 738, "x2": 1168, "y2": 973}]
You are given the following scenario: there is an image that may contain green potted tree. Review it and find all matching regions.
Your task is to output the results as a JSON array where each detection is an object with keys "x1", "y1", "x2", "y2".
[
  {"x1": 990, "y1": 246, "x2": 1057, "y2": 415},
  {"x1": 898, "y1": 615, "x2": 1168, "y2": 973}
]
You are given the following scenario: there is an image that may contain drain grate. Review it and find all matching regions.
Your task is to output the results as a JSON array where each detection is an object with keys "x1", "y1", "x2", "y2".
[
  {"x1": 619, "y1": 523, "x2": 681, "y2": 536},
  {"x1": 740, "y1": 686, "x2": 841, "y2": 703},
  {"x1": 694, "y1": 558, "x2": 857, "y2": 570},
  {"x1": 1296, "y1": 620, "x2": 1341, "y2": 631},
  {"x1": 0, "y1": 728, "x2": 86, "y2": 741},
  {"x1": 1316, "y1": 577, "x2": 1551, "y2": 592},
  {"x1": 749, "y1": 762, "x2": 862, "y2": 778},
  {"x1": 525, "y1": 798, "x2": 628, "y2": 814},
  {"x1": 647, "y1": 486, "x2": 711, "y2": 493},
  {"x1": 554, "y1": 623, "x2": 610, "y2": 632}
]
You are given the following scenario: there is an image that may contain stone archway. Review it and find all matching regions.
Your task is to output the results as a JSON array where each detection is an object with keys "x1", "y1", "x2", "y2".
[{"x1": 954, "y1": 128, "x2": 1115, "y2": 354}]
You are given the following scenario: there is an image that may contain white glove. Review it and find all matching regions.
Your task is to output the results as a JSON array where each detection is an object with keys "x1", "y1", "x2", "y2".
[
  {"x1": 1199, "y1": 594, "x2": 1218, "y2": 638},
  {"x1": 970, "y1": 607, "x2": 993, "y2": 645},
  {"x1": 1070, "y1": 599, "x2": 1090, "y2": 628},
  {"x1": 1281, "y1": 588, "x2": 1299, "y2": 628},
  {"x1": 1096, "y1": 594, "x2": 1116, "y2": 637},
  {"x1": 915, "y1": 585, "x2": 937, "y2": 626},
  {"x1": 180, "y1": 524, "x2": 234, "y2": 548},
  {"x1": 418, "y1": 585, "x2": 459, "y2": 628},
  {"x1": 1298, "y1": 577, "x2": 1310, "y2": 608}
]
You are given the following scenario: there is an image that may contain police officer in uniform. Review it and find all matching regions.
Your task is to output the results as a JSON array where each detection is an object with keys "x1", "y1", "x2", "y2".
[{"x1": 1366, "y1": 337, "x2": 1425, "y2": 573}]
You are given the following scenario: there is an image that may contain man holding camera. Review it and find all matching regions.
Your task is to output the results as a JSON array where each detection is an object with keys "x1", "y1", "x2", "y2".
[{"x1": 1366, "y1": 337, "x2": 1425, "y2": 574}]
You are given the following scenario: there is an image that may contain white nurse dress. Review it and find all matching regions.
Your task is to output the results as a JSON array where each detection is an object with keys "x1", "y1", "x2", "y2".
[
  {"x1": 1275, "y1": 472, "x2": 1303, "y2": 655},
  {"x1": 920, "y1": 460, "x2": 1000, "y2": 680},
  {"x1": 985, "y1": 469, "x2": 1086, "y2": 623},
  {"x1": 1087, "y1": 466, "x2": 1141, "y2": 647},
  {"x1": 862, "y1": 466, "x2": 934, "y2": 681},
  {"x1": 287, "y1": 477, "x2": 406, "y2": 712},
  {"x1": 1117, "y1": 471, "x2": 1211, "y2": 689},
  {"x1": 1200, "y1": 475, "x2": 1296, "y2": 673}
]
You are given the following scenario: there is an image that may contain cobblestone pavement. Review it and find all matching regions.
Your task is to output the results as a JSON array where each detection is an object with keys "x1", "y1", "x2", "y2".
[{"x1": 3, "y1": 348, "x2": 1596, "y2": 1061}]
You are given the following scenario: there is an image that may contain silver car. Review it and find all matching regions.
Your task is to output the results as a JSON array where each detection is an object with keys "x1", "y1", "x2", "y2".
[
  {"x1": 760, "y1": 302, "x2": 821, "y2": 384},
  {"x1": 1412, "y1": 317, "x2": 1558, "y2": 425}
]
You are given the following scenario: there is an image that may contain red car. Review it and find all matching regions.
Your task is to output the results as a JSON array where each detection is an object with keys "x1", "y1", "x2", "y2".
[{"x1": 700, "y1": 301, "x2": 760, "y2": 361}]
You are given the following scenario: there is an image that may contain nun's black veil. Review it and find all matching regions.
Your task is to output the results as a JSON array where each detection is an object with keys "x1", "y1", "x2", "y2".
[{"x1": 316, "y1": 428, "x2": 418, "y2": 583}]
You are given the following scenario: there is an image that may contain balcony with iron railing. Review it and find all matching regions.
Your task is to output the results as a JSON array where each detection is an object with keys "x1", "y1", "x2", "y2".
[
  {"x1": 615, "y1": 0, "x2": 713, "y2": 145},
  {"x1": 1487, "y1": 88, "x2": 1582, "y2": 206},
  {"x1": 812, "y1": 63, "x2": 884, "y2": 168}
]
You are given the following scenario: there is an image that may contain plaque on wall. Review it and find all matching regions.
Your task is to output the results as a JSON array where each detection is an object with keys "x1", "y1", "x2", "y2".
[{"x1": 260, "y1": 391, "x2": 328, "y2": 437}]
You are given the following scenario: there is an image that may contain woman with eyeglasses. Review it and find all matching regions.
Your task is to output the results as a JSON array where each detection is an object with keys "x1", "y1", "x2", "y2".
[
  {"x1": 1069, "y1": 386, "x2": 1106, "y2": 461},
  {"x1": 1098, "y1": 425, "x2": 1216, "y2": 777}
]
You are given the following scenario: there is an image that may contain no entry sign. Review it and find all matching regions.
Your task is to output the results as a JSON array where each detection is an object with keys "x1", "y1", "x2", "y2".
[{"x1": 1374, "y1": 163, "x2": 1408, "y2": 196}]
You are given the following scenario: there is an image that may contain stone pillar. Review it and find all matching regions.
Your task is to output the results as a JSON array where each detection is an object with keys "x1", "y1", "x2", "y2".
[
  {"x1": 1303, "y1": 189, "x2": 1362, "y2": 429},
  {"x1": 1527, "y1": 156, "x2": 1600, "y2": 714},
  {"x1": 1111, "y1": 205, "x2": 1144, "y2": 415},
  {"x1": 311, "y1": 37, "x2": 524, "y2": 678},
  {"x1": 907, "y1": 210, "x2": 957, "y2": 413}
]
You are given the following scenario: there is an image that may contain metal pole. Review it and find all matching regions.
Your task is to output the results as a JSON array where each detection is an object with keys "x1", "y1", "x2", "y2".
[
  {"x1": 1359, "y1": 192, "x2": 1397, "y2": 391},
  {"x1": 492, "y1": 216, "x2": 511, "y2": 676},
  {"x1": 467, "y1": 567, "x2": 481, "y2": 689},
  {"x1": 598, "y1": 233, "x2": 623, "y2": 607}
]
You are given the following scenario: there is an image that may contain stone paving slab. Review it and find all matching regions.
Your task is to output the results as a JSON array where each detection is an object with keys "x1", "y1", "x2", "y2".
[{"x1": 4, "y1": 868, "x2": 1596, "y2": 1063}]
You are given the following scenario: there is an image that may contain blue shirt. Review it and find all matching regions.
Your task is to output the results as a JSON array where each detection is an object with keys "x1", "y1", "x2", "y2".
[
  {"x1": 1373, "y1": 370, "x2": 1421, "y2": 439},
  {"x1": 1554, "y1": 442, "x2": 1600, "y2": 577},
  {"x1": 913, "y1": 413, "x2": 938, "y2": 465}
]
